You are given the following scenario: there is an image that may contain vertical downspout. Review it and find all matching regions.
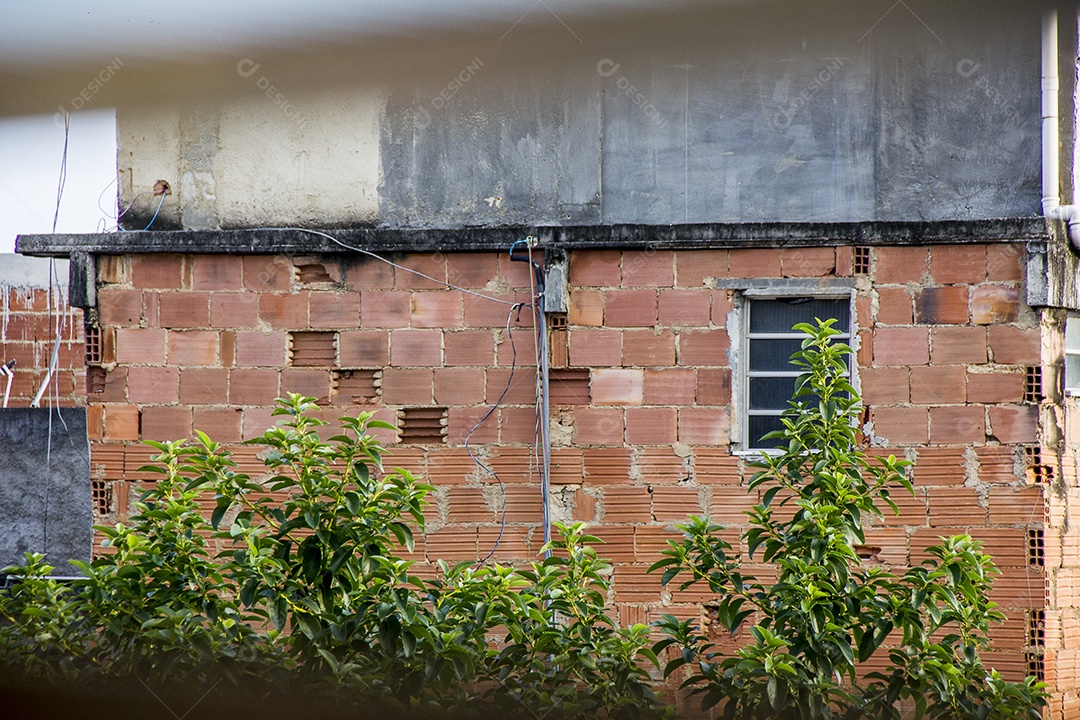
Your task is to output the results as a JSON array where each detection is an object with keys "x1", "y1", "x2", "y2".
[{"x1": 1042, "y1": 8, "x2": 1080, "y2": 249}]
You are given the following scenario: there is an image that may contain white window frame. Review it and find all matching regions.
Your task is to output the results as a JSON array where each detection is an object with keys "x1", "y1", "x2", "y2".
[
  {"x1": 726, "y1": 282, "x2": 858, "y2": 455},
  {"x1": 1066, "y1": 313, "x2": 1080, "y2": 396}
]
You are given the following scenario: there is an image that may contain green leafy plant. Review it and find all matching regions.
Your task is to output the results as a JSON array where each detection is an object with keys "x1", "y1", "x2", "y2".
[
  {"x1": 0, "y1": 394, "x2": 670, "y2": 719},
  {"x1": 650, "y1": 319, "x2": 1046, "y2": 719}
]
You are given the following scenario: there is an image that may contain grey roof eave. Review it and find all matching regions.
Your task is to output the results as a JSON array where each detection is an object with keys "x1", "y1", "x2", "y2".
[{"x1": 15, "y1": 219, "x2": 1053, "y2": 259}]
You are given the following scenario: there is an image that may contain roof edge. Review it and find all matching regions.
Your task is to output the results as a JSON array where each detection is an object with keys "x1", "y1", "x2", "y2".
[{"x1": 16, "y1": 218, "x2": 1051, "y2": 257}]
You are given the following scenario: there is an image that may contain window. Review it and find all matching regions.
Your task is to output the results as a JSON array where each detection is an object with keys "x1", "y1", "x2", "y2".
[
  {"x1": 1066, "y1": 314, "x2": 1080, "y2": 395},
  {"x1": 741, "y1": 295, "x2": 852, "y2": 451}
]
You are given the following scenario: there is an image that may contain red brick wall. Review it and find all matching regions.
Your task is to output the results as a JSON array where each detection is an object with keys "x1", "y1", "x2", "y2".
[
  {"x1": 0, "y1": 280, "x2": 84, "y2": 407},
  {"x1": 86, "y1": 243, "x2": 1059, "y2": 708}
]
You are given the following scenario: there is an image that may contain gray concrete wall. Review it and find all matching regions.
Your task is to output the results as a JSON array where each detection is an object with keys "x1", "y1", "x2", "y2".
[
  {"x1": 0, "y1": 408, "x2": 91, "y2": 575},
  {"x1": 380, "y1": 2, "x2": 1043, "y2": 226},
  {"x1": 113, "y1": 0, "x2": 1057, "y2": 232}
]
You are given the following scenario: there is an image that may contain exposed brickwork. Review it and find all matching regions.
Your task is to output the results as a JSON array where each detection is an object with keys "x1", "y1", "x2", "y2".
[
  {"x1": 83, "y1": 243, "x2": 1058, "y2": 695},
  {"x1": 0, "y1": 277, "x2": 84, "y2": 407}
]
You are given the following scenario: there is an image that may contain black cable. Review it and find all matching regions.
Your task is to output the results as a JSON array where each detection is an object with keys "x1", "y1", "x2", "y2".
[
  {"x1": 242, "y1": 228, "x2": 539, "y2": 564},
  {"x1": 509, "y1": 241, "x2": 551, "y2": 558},
  {"x1": 473, "y1": 304, "x2": 524, "y2": 565}
]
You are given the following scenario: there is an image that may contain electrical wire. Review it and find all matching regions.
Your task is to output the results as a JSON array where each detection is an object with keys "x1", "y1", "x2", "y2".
[
  {"x1": 103, "y1": 190, "x2": 159, "y2": 233},
  {"x1": 514, "y1": 240, "x2": 552, "y2": 560},
  {"x1": 254, "y1": 228, "x2": 519, "y2": 307},
  {"x1": 240, "y1": 228, "x2": 538, "y2": 562},
  {"x1": 30, "y1": 286, "x2": 62, "y2": 409},
  {"x1": 118, "y1": 192, "x2": 150, "y2": 221},
  {"x1": 524, "y1": 242, "x2": 553, "y2": 559},
  {"x1": 0, "y1": 361, "x2": 14, "y2": 408},
  {"x1": 51, "y1": 114, "x2": 69, "y2": 234},
  {"x1": 50, "y1": 405, "x2": 91, "y2": 472},
  {"x1": 38, "y1": 110, "x2": 70, "y2": 557},
  {"x1": 32, "y1": 113, "x2": 72, "y2": 408},
  {"x1": 44, "y1": 389, "x2": 52, "y2": 554},
  {"x1": 40, "y1": 262, "x2": 62, "y2": 556},
  {"x1": 473, "y1": 304, "x2": 526, "y2": 565},
  {"x1": 95, "y1": 176, "x2": 117, "y2": 220},
  {"x1": 142, "y1": 192, "x2": 166, "y2": 231},
  {"x1": 110, "y1": 188, "x2": 153, "y2": 231},
  {"x1": 537, "y1": 290, "x2": 552, "y2": 557}
]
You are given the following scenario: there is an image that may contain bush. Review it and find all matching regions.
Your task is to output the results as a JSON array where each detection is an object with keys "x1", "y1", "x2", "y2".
[
  {"x1": 650, "y1": 319, "x2": 1047, "y2": 719},
  {"x1": 0, "y1": 395, "x2": 669, "y2": 719},
  {"x1": 0, "y1": 321, "x2": 1049, "y2": 719}
]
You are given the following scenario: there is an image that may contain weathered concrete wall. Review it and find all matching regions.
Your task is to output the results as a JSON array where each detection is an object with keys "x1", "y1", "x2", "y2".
[
  {"x1": 382, "y1": 2, "x2": 1043, "y2": 226},
  {"x1": 1029, "y1": 223, "x2": 1080, "y2": 311},
  {"x1": 0, "y1": 407, "x2": 91, "y2": 575},
  {"x1": 117, "y1": 91, "x2": 384, "y2": 231},
  {"x1": 115, "y1": 1, "x2": 1051, "y2": 231}
]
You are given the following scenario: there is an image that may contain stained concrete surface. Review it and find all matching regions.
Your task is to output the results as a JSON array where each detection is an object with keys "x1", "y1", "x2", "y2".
[{"x1": 0, "y1": 407, "x2": 91, "y2": 575}]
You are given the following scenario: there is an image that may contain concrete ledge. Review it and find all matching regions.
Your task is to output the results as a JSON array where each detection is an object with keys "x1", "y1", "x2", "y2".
[{"x1": 16, "y1": 218, "x2": 1051, "y2": 257}]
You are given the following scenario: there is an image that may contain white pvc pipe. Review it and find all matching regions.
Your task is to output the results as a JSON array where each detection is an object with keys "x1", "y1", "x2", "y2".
[
  {"x1": 1042, "y1": 8, "x2": 1080, "y2": 248},
  {"x1": 0, "y1": 363, "x2": 13, "y2": 409},
  {"x1": 1043, "y1": 9, "x2": 1061, "y2": 213}
]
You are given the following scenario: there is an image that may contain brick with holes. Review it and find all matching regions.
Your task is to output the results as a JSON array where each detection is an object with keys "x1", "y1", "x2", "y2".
[{"x1": 399, "y1": 407, "x2": 447, "y2": 445}]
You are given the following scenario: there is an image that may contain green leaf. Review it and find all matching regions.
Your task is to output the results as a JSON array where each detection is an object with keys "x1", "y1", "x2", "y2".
[
  {"x1": 389, "y1": 522, "x2": 414, "y2": 552},
  {"x1": 301, "y1": 539, "x2": 323, "y2": 583},
  {"x1": 296, "y1": 613, "x2": 321, "y2": 639},
  {"x1": 269, "y1": 596, "x2": 288, "y2": 631},
  {"x1": 343, "y1": 491, "x2": 361, "y2": 515},
  {"x1": 210, "y1": 502, "x2": 229, "y2": 530},
  {"x1": 329, "y1": 545, "x2": 352, "y2": 574},
  {"x1": 316, "y1": 648, "x2": 339, "y2": 672},
  {"x1": 838, "y1": 640, "x2": 855, "y2": 668},
  {"x1": 365, "y1": 420, "x2": 398, "y2": 430},
  {"x1": 765, "y1": 676, "x2": 778, "y2": 708}
]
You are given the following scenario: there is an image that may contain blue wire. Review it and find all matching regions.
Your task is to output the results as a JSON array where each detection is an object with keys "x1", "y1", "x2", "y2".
[{"x1": 142, "y1": 192, "x2": 166, "y2": 231}]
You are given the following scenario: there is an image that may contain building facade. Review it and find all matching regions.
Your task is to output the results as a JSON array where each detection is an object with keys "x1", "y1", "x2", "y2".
[{"x1": 13, "y1": 0, "x2": 1080, "y2": 715}]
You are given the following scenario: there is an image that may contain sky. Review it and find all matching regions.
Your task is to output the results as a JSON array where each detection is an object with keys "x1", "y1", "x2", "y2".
[{"x1": 0, "y1": 109, "x2": 117, "y2": 254}]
